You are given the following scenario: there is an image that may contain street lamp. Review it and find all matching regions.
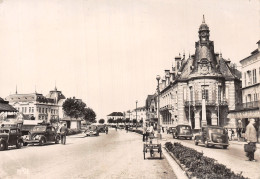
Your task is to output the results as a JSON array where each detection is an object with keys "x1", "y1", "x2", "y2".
[
  {"x1": 156, "y1": 75, "x2": 161, "y2": 138},
  {"x1": 136, "y1": 100, "x2": 138, "y2": 129}
]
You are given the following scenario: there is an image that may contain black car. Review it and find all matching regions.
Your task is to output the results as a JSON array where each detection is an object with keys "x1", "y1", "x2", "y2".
[
  {"x1": 24, "y1": 125, "x2": 60, "y2": 146},
  {"x1": 173, "y1": 125, "x2": 193, "y2": 140},
  {"x1": 0, "y1": 127, "x2": 24, "y2": 151},
  {"x1": 194, "y1": 126, "x2": 229, "y2": 149}
]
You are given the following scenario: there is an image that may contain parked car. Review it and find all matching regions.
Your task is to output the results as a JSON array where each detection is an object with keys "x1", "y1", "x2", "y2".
[
  {"x1": 194, "y1": 126, "x2": 229, "y2": 149},
  {"x1": 166, "y1": 127, "x2": 175, "y2": 134},
  {"x1": 23, "y1": 125, "x2": 60, "y2": 146},
  {"x1": 173, "y1": 125, "x2": 193, "y2": 140},
  {"x1": 85, "y1": 125, "x2": 99, "y2": 136},
  {"x1": 0, "y1": 127, "x2": 24, "y2": 151}
]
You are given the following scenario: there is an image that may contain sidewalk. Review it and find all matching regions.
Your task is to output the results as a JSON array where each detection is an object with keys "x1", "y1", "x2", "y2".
[
  {"x1": 160, "y1": 132, "x2": 260, "y2": 179},
  {"x1": 229, "y1": 140, "x2": 260, "y2": 149}
]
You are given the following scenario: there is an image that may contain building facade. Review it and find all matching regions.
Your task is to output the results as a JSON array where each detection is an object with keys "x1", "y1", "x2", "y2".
[
  {"x1": 158, "y1": 17, "x2": 241, "y2": 130},
  {"x1": 228, "y1": 40, "x2": 260, "y2": 142},
  {"x1": 5, "y1": 87, "x2": 66, "y2": 122}
]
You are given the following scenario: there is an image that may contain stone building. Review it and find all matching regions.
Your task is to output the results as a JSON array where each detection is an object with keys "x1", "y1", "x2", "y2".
[
  {"x1": 228, "y1": 40, "x2": 260, "y2": 142},
  {"x1": 5, "y1": 87, "x2": 66, "y2": 122},
  {"x1": 158, "y1": 16, "x2": 241, "y2": 130}
]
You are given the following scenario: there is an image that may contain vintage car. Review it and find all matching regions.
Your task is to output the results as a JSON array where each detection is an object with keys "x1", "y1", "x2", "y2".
[
  {"x1": 172, "y1": 125, "x2": 193, "y2": 140},
  {"x1": 23, "y1": 125, "x2": 60, "y2": 146},
  {"x1": 0, "y1": 127, "x2": 24, "y2": 151},
  {"x1": 194, "y1": 126, "x2": 229, "y2": 149},
  {"x1": 166, "y1": 127, "x2": 175, "y2": 134},
  {"x1": 85, "y1": 125, "x2": 99, "y2": 136}
]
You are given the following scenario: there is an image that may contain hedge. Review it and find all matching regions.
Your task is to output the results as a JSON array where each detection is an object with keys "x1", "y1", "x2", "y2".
[
  {"x1": 67, "y1": 129, "x2": 82, "y2": 136},
  {"x1": 165, "y1": 142, "x2": 247, "y2": 179}
]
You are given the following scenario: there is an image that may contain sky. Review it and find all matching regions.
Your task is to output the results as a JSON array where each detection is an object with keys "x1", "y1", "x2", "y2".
[{"x1": 0, "y1": 0, "x2": 259, "y2": 119}]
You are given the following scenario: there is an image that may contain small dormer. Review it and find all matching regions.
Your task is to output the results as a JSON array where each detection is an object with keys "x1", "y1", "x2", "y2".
[{"x1": 175, "y1": 55, "x2": 182, "y2": 73}]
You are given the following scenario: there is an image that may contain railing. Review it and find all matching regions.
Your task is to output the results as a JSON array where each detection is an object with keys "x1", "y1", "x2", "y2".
[
  {"x1": 184, "y1": 100, "x2": 228, "y2": 107},
  {"x1": 236, "y1": 101, "x2": 260, "y2": 110}
]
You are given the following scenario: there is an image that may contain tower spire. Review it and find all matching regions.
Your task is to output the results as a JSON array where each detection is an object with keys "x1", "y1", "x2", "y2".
[
  {"x1": 55, "y1": 81, "x2": 57, "y2": 91},
  {"x1": 202, "y1": 14, "x2": 205, "y2": 23},
  {"x1": 15, "y1": 85, "x2": 17, "y2": 94}
]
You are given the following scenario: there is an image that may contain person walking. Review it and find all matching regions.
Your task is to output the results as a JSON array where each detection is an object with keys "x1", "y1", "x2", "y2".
[
  {"x1": 245, "y1": 118, "x2": 257, "y2": 161},
  {"x1": 60, "y1": 123, "x2": 68, "y2": 145},
  {"x1": 105, "y1": 125, "x2": 108, "y2": 134},
  {"x1": 126, "y1": 125, "x2": 128, "y2": 133},
  {"x1": 143, "y1": 125, "x2": 147, "y2": 142}
]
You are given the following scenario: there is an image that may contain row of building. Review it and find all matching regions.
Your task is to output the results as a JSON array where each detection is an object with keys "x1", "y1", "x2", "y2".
[
  {"x1": 1, "y1": 87, "x2": 83, "y2": 129},
  {"x1": 108, "y1": 17, "x2": 260, "y2": 142}
]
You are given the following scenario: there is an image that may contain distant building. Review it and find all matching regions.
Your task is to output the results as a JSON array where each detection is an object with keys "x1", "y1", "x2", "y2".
[
  {"x1": 131, "y1": 106, "x2": 147, "y2": 122},
  {"x1": 145, "y1": 94, "x2": 158, "y2": 123},
  {"x1": 157, "y1": 16, "x2": 242, "y2": 129},
  {"x1": 5, "y1": 87, "x2": 66, "y2": 122},
  {"x1": 228, "y1": 40, "x2": 260, "y2": 142},
  {"x1": 107, "y1": 112, "x2": 124, "y2": 123}
]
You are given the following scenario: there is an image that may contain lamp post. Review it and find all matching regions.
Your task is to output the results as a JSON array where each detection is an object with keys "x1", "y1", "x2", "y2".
[
  {"x1": 136, "y1": 100, "x2": 138, "y2": 128},
  {"x1": 156, "y1": 75, "x2": 161, "y2": 138}
]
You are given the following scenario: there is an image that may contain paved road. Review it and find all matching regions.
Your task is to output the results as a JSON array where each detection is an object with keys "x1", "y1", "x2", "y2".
[
  {"x1": 162, "y1": 133, "x2": 260, "y2": 179},
  {"x1": 0, "y1": 129, "x2": 177, "y2": 179}
]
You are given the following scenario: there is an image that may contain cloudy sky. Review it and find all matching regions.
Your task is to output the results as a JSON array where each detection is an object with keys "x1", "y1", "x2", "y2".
[{"x1": 0, "y1": 0, "x2": 259, "y2": 119}]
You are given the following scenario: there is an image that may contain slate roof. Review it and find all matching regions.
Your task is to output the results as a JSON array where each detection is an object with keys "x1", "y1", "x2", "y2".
[
  {"x1": 5, "y1": 93, "x2": 55, "y2": 104},
  {"x1": 0, "y1": 98, "x2": 17, "y2": 112}
]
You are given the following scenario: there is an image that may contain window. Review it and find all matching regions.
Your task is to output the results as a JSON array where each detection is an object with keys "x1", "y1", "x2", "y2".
[
  {"x1": 29, "y1": 107, "x2": 31, "y2": 113},
  {"x1": 32, "y1": 107, "x2": 34, "y2": 113},
  {"x1": 189, "y1": 86, "x2": 193, "y2": 101},
  {"x1": 46, "y1": 108, "x2": 48, "y2": 114},
  {"x1": 39, "y1": 107, "x2": 41, "y2": 113},
  {"x1": 25, "y1": 107, "x2": 27, "y2": 113},
  {"x1": 244, "y1": 72, "x2": 247, "y2": 87},
  {"x1": 253, "y1": 69, "x2": 257, "y2": 84},
  {"x1": 218, "y1": 86, "x2": 222, "y2": 102},
  {"x1": 201, "y1": 85, "x2": 209, "y2": 100},
  {"x1": 248, "y1": 94, "x2": 252, "y2": 102}
]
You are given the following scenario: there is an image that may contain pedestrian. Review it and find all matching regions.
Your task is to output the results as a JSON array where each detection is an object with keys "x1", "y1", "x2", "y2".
[
  {"x1": 105, "y1": 125, "x2": 108, "y2": 134},
  {"x1": 162, "y1": 126, "x2": 164, "y2": 133},
  {"x1": 126, "y1": 125, "x2": 128, "y2": 133},
  {"x1": 115, "y1": 125, "x2": 117, "y2": 131},
  {"x1": 60, "y1": 123, "x2": 68, "y2": 145},
  {"x1": 143, "y1": 125, "x2": 147, "y2": 142},
  {"x1": 245, "y1": 118, "x2": 257, "y2": 162}
]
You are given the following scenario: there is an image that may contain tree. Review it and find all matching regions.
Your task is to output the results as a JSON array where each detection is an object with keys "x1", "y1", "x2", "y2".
[
  {"x1": 108, "y1": 118, "x2": 114, "y2": 124},
  {"x1": 62, "y1": 98, "x2": 86, "y2": 119},
  {"x1": 83, "y1": 107, "x2": 96, "y2": 123},
  {"x1": 99, "y1": 119, "x2": 105, "y2": 124},
  {"x1": 125, "y1": 118, "x2": 130, "y2": 123}
]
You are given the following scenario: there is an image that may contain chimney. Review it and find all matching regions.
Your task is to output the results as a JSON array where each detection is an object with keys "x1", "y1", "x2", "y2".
[
  {"x1": 165, "y1": 70, "x2": 170, "y2": 85},
  {"x1": 162, "y1": 79, "x2": 166, "y2": 89},
  {"x1": 257, "y1": 40, "x2": 260, "y2": 51},
  {"x1": 175, "y1": 55, "x2": 181, "y2": 74}
]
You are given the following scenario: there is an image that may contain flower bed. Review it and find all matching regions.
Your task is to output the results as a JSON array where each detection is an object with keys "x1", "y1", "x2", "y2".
[{"x1": 165, "y1": 142, "x2": 247, "y2": 179}]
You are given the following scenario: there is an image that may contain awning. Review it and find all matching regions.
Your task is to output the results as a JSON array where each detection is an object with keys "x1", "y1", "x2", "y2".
[{"x1": 228, "y1": 110, "x2": 260, "y2": 119}]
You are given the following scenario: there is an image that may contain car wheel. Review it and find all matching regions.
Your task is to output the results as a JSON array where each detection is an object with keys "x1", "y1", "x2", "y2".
[
  {"x1": 194, "y1": 140, "x2": 198, "y2": 145},
  {"x1": 16, "y1": 139, "x2": 23, "y2": 149},
  {"x1": 205, "y1": 141, "x2": 209, "y2": 148},
  {"x1": 0, "y1": 141, "x2": 6, "y2": 151},
  {"x1": 39, "y1": 138, "x2": 45, "y2": 146},
  {"x1": 55, "y1": 136, "x2": 60, "y2": 144},
  {"x1": 223, "y1": 145, "x2": 228, "y2": 149},
  {"x1": 23, "y1": 142, "x2": 28, "y2": 146}
]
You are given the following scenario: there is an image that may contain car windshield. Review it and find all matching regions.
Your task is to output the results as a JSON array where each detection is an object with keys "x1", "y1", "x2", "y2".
[
  {"x1": 88, "y1": 125, "x2": 97, "y2": 130},
  {"x1": 0, "y1": 129, "x2": 9, "y2": 134},
  {"x1": 179, "y1": 126, "x2": 190, "y2": 133},
  {"x1": 32, "y1": 126, "x2": 47, "y2": 131},
  {"x1": 208, "y1": 128, "x2": 224, "y2": 134}
]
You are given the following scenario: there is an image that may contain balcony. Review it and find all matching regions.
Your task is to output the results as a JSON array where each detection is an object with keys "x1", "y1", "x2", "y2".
[
  {"x1": 184, "y1": 100, "x2": 228, "y2": 107},
  {"x1": 236, "y1": 101, "x2": 260, "y2": 110}
]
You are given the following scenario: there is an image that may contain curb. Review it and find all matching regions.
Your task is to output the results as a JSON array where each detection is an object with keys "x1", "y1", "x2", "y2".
[
  {"x1": 229, "y1": 141, "x2": 260, "y2": 149},
  {"x1": 162, "y1": 147, "x2": 189, "y2": 179}
]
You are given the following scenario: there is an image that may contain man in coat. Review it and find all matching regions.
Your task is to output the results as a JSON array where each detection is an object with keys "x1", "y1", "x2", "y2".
[
  {"x1": 245, "y1": 118, "x2": 257, "y2": 161},
  {"x1": 60, "y1": 123, "x2": 69, "y2": 145},
  {"x1": 142, "y1": 124, "x2": 147, "y2": 142}
]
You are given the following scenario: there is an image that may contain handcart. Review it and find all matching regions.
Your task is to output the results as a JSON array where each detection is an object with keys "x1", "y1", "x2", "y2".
[{"x1": 143, "y1": 134, "x2": 162, "y2": 159}]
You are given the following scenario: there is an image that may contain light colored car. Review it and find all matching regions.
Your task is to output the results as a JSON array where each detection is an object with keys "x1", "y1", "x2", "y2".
[{"x1": 85, "y1": 125, "x2": 99, "y2": 136}]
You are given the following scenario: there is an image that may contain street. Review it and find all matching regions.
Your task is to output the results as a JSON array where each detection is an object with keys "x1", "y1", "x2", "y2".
[
  {"x1": 0, "y1": 129, "x2": 176, "y2": 179},
  {"x1": 162, "y1": 133, "x2": 260, "y2": 179}
]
